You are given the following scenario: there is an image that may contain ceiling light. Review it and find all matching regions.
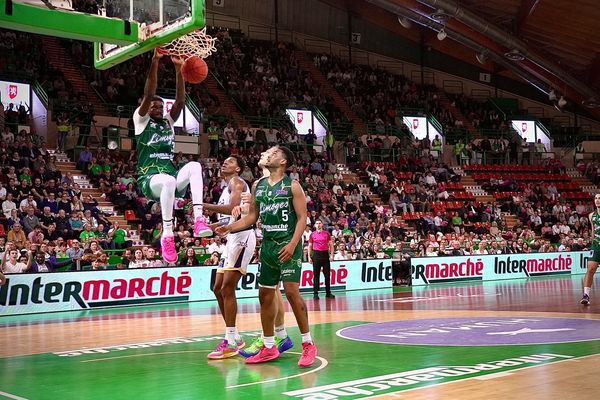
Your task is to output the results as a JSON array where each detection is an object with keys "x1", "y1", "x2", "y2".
[
  {"x1": 437, "y1": 29, "x2": 447, "y2": 41},
  {"x1": 558, "y1": 96, "x2": 567, "y2": 108},
  {"x1": 398, "y1": 16, "x2": 412, "y2": 29},
  {"x1": 476, "y1": 52, "x2": 488, "y2": 64},
  {"x1": 548, "y1": 90, "x2": 557, "y2": 101},
  {"x1": 431, "y1": 9, "x2": 449, "y2": 23},
  {"x1": 504, "y1": 49, "x2": 525, "y2": 61},
  {"x1": 582, "y1": 98, "x2": 600, "y2": 108}
]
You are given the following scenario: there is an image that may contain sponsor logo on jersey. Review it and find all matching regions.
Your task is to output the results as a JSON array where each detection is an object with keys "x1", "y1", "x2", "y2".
[
  {"x1": 260, "y1": 201, "x2": 288, "y2": 214},
  {"x1": 147, "y1": 132, "x2": 174, "y2": 146}
]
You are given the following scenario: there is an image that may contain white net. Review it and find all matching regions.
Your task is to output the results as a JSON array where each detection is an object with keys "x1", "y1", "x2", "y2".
[{"x1": 159, "y1": 27, "x2": 217, "y2": 60}]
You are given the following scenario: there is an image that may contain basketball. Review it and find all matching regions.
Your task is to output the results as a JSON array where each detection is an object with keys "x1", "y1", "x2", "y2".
[{"x1": 182, "y1": 56, "x2": 208, "y2": 83}]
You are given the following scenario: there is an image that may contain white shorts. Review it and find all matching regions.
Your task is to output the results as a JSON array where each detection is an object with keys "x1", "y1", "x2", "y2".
[{"x1": 217, "y1": 230, "x2": 256, "y2": 275}]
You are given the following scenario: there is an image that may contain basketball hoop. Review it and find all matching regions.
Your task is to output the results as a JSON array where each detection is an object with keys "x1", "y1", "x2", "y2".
[{"x1": 158, "y1": 27, "x2": 217, "y2": 60}]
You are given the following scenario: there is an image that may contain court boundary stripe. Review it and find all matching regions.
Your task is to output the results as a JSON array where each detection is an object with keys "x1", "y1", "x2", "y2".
[
  {"x1": 80, "y1": 350, "x2": 209, "y2": 362},
  {"x1": 78, "y1": 350, "x2": 329, "y2": 390},
  {"x1": 357, "y1": 353, "x2": 600, "y2": 400},
  {"x1": 225, "y1": 351, "x2": 329, "y2": 389},
  {"x1": 0, "y1": 390, "x2": 29, "y2": 400},
  {"x1": 79, "y1": 349, "x2": 328, "y2": 390}
]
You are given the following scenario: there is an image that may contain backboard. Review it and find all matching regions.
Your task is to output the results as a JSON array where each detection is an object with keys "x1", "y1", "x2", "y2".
[
  {"x1": 0, "y1": 0, "x2": 205, "y2": 70},
  {"x1": 0, "y1": 0, "x2": 139, "y2": 45},
  {"x1": 94, "y1": 0, "x2": 206, "y2": 70}
]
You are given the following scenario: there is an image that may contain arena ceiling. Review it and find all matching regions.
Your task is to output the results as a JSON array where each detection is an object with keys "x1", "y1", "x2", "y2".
[{"x1": 321, "y1": 0, "x2": 600, "y2": 119}]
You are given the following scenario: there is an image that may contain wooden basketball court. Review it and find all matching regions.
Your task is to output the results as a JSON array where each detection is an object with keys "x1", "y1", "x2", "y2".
[{"x1": 1, "y1": 275, "x2": 599, "y2": 399}]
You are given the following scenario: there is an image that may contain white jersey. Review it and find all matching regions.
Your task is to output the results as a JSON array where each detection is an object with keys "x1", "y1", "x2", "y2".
[{"x1": 217, "y1": 177, "x2": 250, "y2": 225}]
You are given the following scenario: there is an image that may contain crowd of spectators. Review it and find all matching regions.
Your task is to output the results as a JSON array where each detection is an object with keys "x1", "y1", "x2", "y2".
[
  {"x1": 314, "y1": 54, "x2": 433, "y2": 128},
  {"x1": 1, "y1": 110, "x2": 586, "y2": 281},
  {"x1": 209, "y1": 31, "x2": 343, "y2": 123},
  {"x1": 0, "y1": 28, "x2": 100, "y2": 147},
  {"x1": 2, "y1": 27, "x2": 597, "y2": 285},
  {"x1": 60, "y1": 27, "x2": 347, "y2": 134},
  {"x1": 1, "y1": 124, "x2": 596, "y2": 285},
  {"x1": 448, "y1": 93, "x2": 509, "y2": 131},
  {"x1": 313, "y1": 54, "x2": 452, "y2": 135}
]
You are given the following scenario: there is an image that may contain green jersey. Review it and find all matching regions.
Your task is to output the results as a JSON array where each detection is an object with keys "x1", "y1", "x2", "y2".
[
  {"x1": 133, "y1": 107, "x2": 177, "y2": 177},
  {"x1": 255, "y1": 175, "x2": 297, "y2": 241},
  {"x1": 112, "y1": 228, "x2": 127, "y2": 244},
  {"x1": 592, "y1": 211, "x2": 600, "y2": 246},
  {"x1": 79, "y1": 230, "x2": 97, "y2": 243}
]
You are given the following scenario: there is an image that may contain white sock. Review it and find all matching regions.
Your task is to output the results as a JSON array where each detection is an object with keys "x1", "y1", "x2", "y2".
[
  {"x1": 163, "y1": 219, "x2": 174, "y2": 235},
  {"x1": 275, "y1": 325, "x2": 287, "y2": 339},
  {"x1": 301, "y1": 332, "x2": 313, "y2": 344},
  {"x1": 234, "y1": 327, "x2": 242, "y2": 340},
  {"x1": 193, "y1": 204, "x2": 203, "y2": 221},
  {"x1": 263, "y1": 336, "x2": 275, "y2": 349},
  {"x1": 225, "y1": 327, "x2": 236, "y2": 343},
  {"x1": 584, "y1": 287, "x2": 591, "y2": 295}
]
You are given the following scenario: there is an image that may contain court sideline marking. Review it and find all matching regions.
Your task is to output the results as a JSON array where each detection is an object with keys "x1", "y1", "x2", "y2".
[
  {"x1": 0, "y1": 390, "x2": 29, "y2": 400},
  {"x1": 358, "y1": 353, "x2": 599, "y2": 400},
  {"x1": 226, "y1": 351, "x2": 329, "y2": 389},
  {"x1": 79, "y1": 349, "x2": 328, "y2": 390}
]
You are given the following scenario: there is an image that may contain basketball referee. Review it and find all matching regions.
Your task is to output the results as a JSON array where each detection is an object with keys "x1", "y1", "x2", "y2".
[{"x1": 308, "y1": 220, "x2": 335, "y2": 299}]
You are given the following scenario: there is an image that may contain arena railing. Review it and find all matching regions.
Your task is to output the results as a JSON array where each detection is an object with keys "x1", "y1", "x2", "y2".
[
  {"x1": 442, "y1": 79, "x2": 463, "y2": 95},
  {"x1": 398, "y1": 107, "x2": 427, "y2": 117},
  {"x1": 365, "y1": 122, "x2": 412, "y2": 140},
  {"x1": 444, "y1": 128, "x2": 471, "y2": 145},
  {"x1": 208, "y1": 70, "x2": 249, "y2": 115},
  {"x1": 356, "y1": 147, "x2": 403, "y2": 162},
  {"x1": 428, "y1": 114, "x2": 444, "y2": 135},
  {"x1": 470, "y1": 89, "x2": 492, "y2": 101},
  {"x1": 32, "y1": 81, "x2": 48, "y2": 108},
  {"x1": 60, "y1": 246, "x2": 214, "y2": 271},
  {"x1": 184, "y1": 95, "x2": 203, "y2": 122},
  {"x1": 330, "y1": 121, "x2": 354, "y2": 138}
]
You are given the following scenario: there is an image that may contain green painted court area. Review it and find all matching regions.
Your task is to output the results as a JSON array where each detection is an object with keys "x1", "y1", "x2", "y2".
[{"x1": 2, "y1": 318, "x2": 600, "y2": 400}]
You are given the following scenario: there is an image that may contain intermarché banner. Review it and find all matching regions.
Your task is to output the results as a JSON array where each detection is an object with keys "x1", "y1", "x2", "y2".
[
  {"x1": 0, "y1": 259, "x2": 393, "y2": 316},
  {"x1": 411, "y1": 250, "x2": 592, "y2": 286}
]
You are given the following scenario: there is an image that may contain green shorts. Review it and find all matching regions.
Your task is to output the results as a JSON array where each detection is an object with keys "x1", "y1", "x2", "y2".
[
  {"x1": 591, "y1": 245, "x2": 600, "y2": 263},
  {"x1": 258, "y1": 239, "x2": 303, "y2": 287},
  {"x1": 138, "y1": 165, "x2": 186, "y2": 201}
]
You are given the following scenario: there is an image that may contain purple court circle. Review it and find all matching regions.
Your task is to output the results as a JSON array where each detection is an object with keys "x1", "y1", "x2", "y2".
[{"x1": 337, "y1": 317, "x2": 600, "y2": 346}]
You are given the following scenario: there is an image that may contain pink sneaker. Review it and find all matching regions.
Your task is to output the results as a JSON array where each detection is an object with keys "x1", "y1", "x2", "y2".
[
  {"x1": 245, "y1": 345, "x2": 280, "y2": 364},
  {"x1": 194, "y1": 216, "x2": 212, "y2": 238},
  {"x1": 298, "y1": 342, "x2": 317, "y2": 368},
  {"x1": 160, "y1": 235, "x2": 178, "y2": 263},
  {"x1": 207, "y1": 340, "x2": 239, "y2": 360}
]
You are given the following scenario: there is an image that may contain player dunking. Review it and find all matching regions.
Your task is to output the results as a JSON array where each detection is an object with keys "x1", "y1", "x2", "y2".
[
  {"x1": 217, "y1": 146, "x2": 317, "y2": 368},
  {"x1": 581, "y1": 193, "x2": 600, "y2": 305},
  {"x1": 134, "y1": 49, "x2": 211, "y2": 262}
]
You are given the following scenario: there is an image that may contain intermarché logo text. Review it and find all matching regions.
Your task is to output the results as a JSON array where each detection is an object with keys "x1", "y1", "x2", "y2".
[{"x1": 283, "y1": 353, "x2": 572, "y2": 399}]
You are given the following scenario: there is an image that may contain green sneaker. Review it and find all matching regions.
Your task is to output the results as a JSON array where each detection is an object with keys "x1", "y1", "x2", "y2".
[
  {"x1": 239, "y1": 337, "x2": 264, "y2": 358},
  {"x1": 239, "y1": 336, "x2": 295, "y2": 358}
]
